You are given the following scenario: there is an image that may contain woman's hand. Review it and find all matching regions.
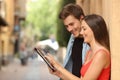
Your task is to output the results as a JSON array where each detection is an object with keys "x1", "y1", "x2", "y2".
[
  {"x1": 45, "y1": 54, "x2": 63, "y2": 78},
  {"x1": 45, "y1": 54, "x2": 82, "y2": 80}
]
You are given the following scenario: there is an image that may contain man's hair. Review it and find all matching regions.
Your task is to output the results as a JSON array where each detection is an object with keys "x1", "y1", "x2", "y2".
[{"x1": 59, "y1": 3, "x2": 85, "y2": 20}]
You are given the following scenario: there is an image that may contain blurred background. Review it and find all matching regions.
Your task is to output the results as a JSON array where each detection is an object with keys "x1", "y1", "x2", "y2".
[{"x1": 0, "y1": 0, "x2": 120, "y2": 80}]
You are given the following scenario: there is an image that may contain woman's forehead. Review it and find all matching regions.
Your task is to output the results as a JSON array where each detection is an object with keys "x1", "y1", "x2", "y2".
[
  {"x1": 81, "y1": 20, "x2": 86, "y2": 27},
  {"x1": 81, "y1": 20, "x2": 90, "y2": 29}
]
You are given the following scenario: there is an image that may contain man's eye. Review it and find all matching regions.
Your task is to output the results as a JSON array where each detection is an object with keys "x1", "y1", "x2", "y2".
[{"x1": 69, "y1": 23, "x2": 73, "y2": 26}]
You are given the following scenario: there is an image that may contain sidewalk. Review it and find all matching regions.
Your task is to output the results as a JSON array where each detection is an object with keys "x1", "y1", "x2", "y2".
[{"x1": 0, "y1": 58, "x2": 59, "y2": 80}]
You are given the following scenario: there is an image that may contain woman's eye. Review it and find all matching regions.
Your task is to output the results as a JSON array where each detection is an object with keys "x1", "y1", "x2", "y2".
[{"x1": 83, "y1": 28, "x2": 86, "y2": 31}]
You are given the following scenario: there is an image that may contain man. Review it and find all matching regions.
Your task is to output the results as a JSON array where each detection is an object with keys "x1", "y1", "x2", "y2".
[{"x1": 59, "y1": 3, "x2": 89, "y2": 78}]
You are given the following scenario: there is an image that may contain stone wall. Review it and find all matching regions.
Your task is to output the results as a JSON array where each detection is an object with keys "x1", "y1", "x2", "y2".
[{"x1": 76, "y1": 0, "x2": 120, "y2": 79}]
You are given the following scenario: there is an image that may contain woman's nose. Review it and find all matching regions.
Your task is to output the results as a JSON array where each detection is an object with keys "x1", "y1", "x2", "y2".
[{"x1": 80, "y1": 29, "x2": 83, "y2": 35}]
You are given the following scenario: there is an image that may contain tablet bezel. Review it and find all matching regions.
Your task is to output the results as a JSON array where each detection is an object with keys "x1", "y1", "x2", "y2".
[{"x1": 34, "y1": 48, "x2": 56, "y2": 71}]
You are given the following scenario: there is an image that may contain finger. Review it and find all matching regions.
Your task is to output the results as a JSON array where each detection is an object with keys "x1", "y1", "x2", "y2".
[
  {"x1": 46, "y1": 53, "x2": 54, "y2": 60},
  {"x1": 48, "y1": 67, "x2": 57, "y2": 75},
  {"x1": 48, "y1": 67, "x2": 53, "y2": 73},
  {"x1": 45, "y1": 54, "x2": 55, "y2": 64},
  {"x1": 45, "y1": 54, "x2": 59, "y2": 70},
  {"x1": 44, "y1": 54, "x2": 51, "y2": 62}
]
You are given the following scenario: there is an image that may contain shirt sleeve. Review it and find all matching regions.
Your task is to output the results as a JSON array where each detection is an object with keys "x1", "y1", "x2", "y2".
[{"x1": 82, "y1": 43, "x2": 90, "y2": 64}]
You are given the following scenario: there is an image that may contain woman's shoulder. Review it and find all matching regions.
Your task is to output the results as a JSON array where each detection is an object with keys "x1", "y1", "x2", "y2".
[
  {"x1": 95, "y1": 48, "x2": 110, "y2": 58},
  {"x1": 93, "y1": 48, "x2": 110, "y2": 66}
]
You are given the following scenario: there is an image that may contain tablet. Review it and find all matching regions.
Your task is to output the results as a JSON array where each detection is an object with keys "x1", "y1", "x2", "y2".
[{"x1": 34, "y1": 48, "x2": 56, "y2": 72}]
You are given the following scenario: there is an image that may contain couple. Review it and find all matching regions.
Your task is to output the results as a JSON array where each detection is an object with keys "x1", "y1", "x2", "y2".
[{"x1": 46, "y1": 3, "x2": 111, "y2": 80}]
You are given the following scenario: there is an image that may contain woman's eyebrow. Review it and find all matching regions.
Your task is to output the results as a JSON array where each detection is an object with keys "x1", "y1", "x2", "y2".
[{"x1": 81, "y1": 25, "x2": 84, "y2": 28}]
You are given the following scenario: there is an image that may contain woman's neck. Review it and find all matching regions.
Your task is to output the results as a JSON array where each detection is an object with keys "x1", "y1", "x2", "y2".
[{"x1": 89, "y1": 41, "x2": 103, "y2": 54}]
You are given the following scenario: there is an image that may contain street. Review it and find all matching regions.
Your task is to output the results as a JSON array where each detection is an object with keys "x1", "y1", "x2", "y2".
[{"x1": 0, "y1": 57, "x2": 59, "y2": 80}]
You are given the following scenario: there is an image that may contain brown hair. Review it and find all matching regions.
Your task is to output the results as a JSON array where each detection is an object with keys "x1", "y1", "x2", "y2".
[
  {"x1": 84, "y1": 14, "x2": 110, "y2": 51},
  {"x1": 59, "y1": 3, "x2": 84, "y2": 20}
]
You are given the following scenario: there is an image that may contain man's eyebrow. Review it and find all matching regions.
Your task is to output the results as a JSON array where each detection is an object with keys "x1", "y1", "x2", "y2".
[
  {"x1": 64, "y1": 23, "x2": 70, "y2": 27},
  {"x1": 64, "y1": 25, "x2": 68, "y2": 27}
]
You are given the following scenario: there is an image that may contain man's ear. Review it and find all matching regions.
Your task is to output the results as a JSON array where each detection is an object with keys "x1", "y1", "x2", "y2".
[{"x1": 80, "y1": 15, "x2": 84, "y2": 20}]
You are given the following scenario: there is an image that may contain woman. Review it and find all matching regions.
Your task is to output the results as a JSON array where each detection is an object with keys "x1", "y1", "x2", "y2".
[{"x1": 46, "y1": 14, "x2": 111, "y2": 80}]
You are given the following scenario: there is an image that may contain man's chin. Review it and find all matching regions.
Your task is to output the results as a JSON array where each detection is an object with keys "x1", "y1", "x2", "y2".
[
  {"x1": 73, "y1": 34, "x2": 79, "y2": 38},
  {"x1": 73, "y1": 34, "x2": 83, "y2": 38}
]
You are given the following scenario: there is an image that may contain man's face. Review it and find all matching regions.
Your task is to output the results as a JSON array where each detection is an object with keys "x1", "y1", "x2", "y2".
[{"x1": 63, "y1": 15, "x2": 81, "y2": 38}]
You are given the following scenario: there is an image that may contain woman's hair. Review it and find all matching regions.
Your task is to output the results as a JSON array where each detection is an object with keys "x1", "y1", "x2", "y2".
[
  {"x1": 83, "y1": 14, "x2": 110, "y2": 51},
  {"x1": 59, "y1": 3, "x2": 85, "y2": 20}
]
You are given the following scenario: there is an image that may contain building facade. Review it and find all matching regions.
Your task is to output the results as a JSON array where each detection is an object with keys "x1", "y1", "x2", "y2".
[
  {"x1": 0, "y1": 0, "x2": 14, "y2": 65},
  {"x1": 0, "y1": 0, "x2": 26, "y2": 65}
]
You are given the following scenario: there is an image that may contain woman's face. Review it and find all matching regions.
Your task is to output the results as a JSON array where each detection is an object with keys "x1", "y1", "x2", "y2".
[{"x1": 80, "y1": 20, "x2": 94, "y2": 43}]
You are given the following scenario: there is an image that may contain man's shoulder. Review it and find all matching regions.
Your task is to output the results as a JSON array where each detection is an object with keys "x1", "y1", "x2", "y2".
[{"x1": 68, "y1": 34, "x2": 75, "y2": 43}]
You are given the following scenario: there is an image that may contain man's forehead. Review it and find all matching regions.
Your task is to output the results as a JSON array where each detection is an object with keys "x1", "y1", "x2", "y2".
[{"x1": 63, "y1": 16, "x2": 77, "y2": 24}]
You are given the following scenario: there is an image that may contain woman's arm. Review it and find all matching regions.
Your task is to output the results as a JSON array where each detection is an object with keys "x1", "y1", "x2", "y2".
[
  {"x1": 45, "y1": 49, "x2": 110, "y2": 80},
  {"x1": 45, "y1": 54, "x2": 81, "y2": 80},
  {"x1": 82, "y1": 50, "x2": 110, "y2": 80}
]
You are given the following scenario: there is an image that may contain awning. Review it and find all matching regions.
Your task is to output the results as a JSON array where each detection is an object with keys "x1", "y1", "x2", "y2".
[{"x1": 0, "y1": 16, "x2": 8, "y2": 26}]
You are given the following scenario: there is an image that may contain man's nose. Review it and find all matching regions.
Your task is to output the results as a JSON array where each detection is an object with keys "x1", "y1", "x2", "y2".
[{"x1": 67, "y1": 27, "x2": 73, "y2": 32}]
